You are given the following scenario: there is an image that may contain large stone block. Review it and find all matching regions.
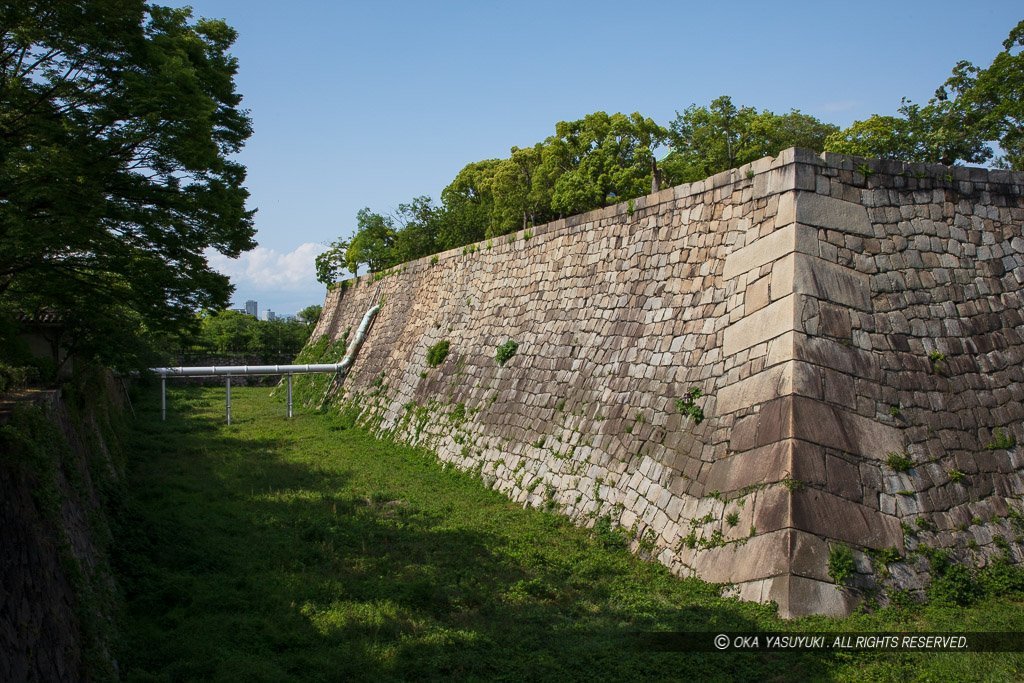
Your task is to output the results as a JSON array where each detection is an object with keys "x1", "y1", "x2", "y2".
[
  {"x1": 722, "y1": 223, "x2": 818, "y2": 280},
  {"x1": 716, "y1": 361, "x2": 822, "y2": 414},
  {"x1": 723, "y1": 295, "x2": 796, "y2": 356},
  {"x1": 792, "y1": 253, "x2": 872, "y2": 311},
  {"x1": 794, "y1": 191, "x2": 873, "y2": 236}
]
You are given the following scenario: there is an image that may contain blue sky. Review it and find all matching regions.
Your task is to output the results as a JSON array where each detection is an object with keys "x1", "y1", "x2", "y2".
[{"x1": 166, "y1": 0, "x2": 1023, "y2": 316}]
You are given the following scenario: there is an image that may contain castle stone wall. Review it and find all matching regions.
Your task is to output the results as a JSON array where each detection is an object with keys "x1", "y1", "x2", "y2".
[{"x1": 313, "y1": 149, "x2": 1024, "y2": 616}]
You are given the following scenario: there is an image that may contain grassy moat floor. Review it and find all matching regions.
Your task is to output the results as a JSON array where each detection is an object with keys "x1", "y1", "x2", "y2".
[{"x1": 114, "y1": 385, "x2": 1024, "y2": 682}]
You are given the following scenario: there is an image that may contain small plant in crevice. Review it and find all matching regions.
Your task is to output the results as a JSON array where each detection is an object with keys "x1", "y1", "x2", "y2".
[
  {"x1": 430, "y1": 255, "x2": 439, "y2": 266},
  {"x1": 745, "y1": 168, "x2": 755, "y2": 179},
  {"x1": 627, "y1": 198, "x2": 635, "y2": 216},
  {"x1": 495, "y1": 340, "x2": 519, "y2": 366},
  {"x1": 928, "y1": 350, "x2": 945, "y2": 375},
  {"x1": 523, "y1": 229, "x2": 533, "y2": 241},
  {"x1": 425, "y1": 340, "x2": 450, "y2": 368},
  {"x1": 725, "y1": 511, "x2": 740, "y2": 527},
  {"x1": 948, "y1": 468, "x2": 965, "y2": 484},
  {"x1": 780, "y1": 478, "x2": 805, "y2": 492},
  {"x1": 828, "y1": 543, "x2": 856, "y2": 589},
  {"x1": 674, "y1": 387, "x2": 705, "y2": 426},
  {"x1": 855, "y1": 162, "x2": 875, "y2": 178},
  {"x1": 886, "y1": 449, "x2": 914, "y2": 472},
  {"x1": 867, "y1": 546, "x2": 902, "y2": 580},
  {"x1": 986, "y1": 427, "x2": 1017, "y2": 451}
]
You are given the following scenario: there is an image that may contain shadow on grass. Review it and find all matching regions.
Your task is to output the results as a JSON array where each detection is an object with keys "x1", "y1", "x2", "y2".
[{"x1": 115, "y1": 389, "x2": 831, "y2": 682}]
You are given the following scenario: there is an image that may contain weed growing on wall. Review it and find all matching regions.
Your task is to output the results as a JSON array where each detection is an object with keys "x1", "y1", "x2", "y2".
[
  {"x1": 495, "y1": 340, "x2": 519, "y2": 366},
  {"x1": 886, "y1": 450, "x2": 914, "y2": 472},
  {"x1": 986, "y1": 427, "x2": 1017, "y2": 451},
  {"x1": 828, "y1": 544, "x2": 856, "y2": 588},
  {"x1": 425, "y1": 340, "x2": 450, "y2": 368},
  {"x1": 674, "y1": 387, "x2": 704, "y2": 425}
]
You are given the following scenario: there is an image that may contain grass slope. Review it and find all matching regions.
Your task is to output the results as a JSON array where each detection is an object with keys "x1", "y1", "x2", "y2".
[{"x1": 114, "y1": 386, "x2": 1024, "y2": 682}]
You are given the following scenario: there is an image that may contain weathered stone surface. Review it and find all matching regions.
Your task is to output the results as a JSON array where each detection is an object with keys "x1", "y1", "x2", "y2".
[
  {"x1": 723, "y1": 223, "x2": 818, "y2": 280},
  {"x1": 794, "y1": 191, "x2": 873, "y2": 236},
  {"x1": 723, "y1": 295, "x2": 796, "y2": 356},
  {"x1": 792, "y1": 253, "x2": 872, "y2": 311}
]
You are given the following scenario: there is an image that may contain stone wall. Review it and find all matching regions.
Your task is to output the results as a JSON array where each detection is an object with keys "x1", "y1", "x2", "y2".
[
  {"x1": 0, "y1": 373, "x2": 126, "y2": 681},
  {"x1": 312, "y1": 149, "x2": 1024, "y2": 617}
]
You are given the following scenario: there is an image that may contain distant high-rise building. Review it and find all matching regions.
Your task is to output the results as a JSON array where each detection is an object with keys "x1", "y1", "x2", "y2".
[
  {"x1": 244, "y1": 300, "x2": 258, "y2": 316},
  {"x1": 261, "y1": 309, "x2": 276, "y2": 322}
]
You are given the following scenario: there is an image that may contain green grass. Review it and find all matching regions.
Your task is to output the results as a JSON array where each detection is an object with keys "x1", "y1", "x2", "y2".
[{"x1": 114, "y1": 386, "x2": 1024, "y2": 682}]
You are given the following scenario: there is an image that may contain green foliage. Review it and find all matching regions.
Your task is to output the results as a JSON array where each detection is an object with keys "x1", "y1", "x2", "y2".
[
  {"x1": 296, "y1": 305, "x2": 323, "y2": 326},
  {"x1": 674, "y1": 387, "x2": 704, "y2": 425},
  {"x1": 886, "y1": 450, "x2": 915, "y2": 472},
  {"x1": 495, "y1": 340, "x2": 519, "y2": 366},
  {"x1": 315, "y1": 239, "x2": 350, "y2": 285},
  {"x1": 867, "y1": 546, "x2": 902, "y2": 579},
  {"x1": 179, "y1": 310, "x2": 313, "y2": 362},
  {"x1": 725, "y1": 511, "x2": 740, "y2": 527},
  {"x1": 986, "y1": 427, "x2": 1017, "y2": 451},
  {"x1": 825, "y1": 20, "x2": 1024, "y2": 168},
  {"x1": 948, "y1": 468, "x2": 965, "y2": 484},
  {"x1": 928, "y1": 564, "x2": 983, "y2": 607},
  {"x1": 0, "y1": 361, "x2": 31, "y2": 393},
  {"x1": 827, "y1": 544, "x2": 856, "y2": 588},
  {"x1": 781, "y1": 478, "x2": 805, "y2": 492},
  {"x1": 543, "y1": 111, "x2": 667, "y2": 216},
  {"x1": 108, "y1": 385, "x2": 1024, "y2": 681},
  {"x1": 0, "y1": 3, "x2": 255, "y2": 370},
  {"x1": 928, "y1": 351, "x2": 945, "y2": 375},
  {"x1": 448, "y1": 402, "x2": 467, "y2": 426},
  {"x1": 425, "y1": 340, "x2": 450, "y2": 368},
  {"x1": 663, "y1": 96, "x2": 837, "y2": 184}
]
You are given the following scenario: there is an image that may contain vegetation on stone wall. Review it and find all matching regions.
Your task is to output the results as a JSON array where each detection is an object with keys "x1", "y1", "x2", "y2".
[{"x1": 0, "y1": 366, "x2": 128, "y2": 681}]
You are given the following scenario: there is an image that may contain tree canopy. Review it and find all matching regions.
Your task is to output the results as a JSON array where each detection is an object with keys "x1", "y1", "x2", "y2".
[
  {"x1": 0, "y1": 1, "x2": 255, "y2": 369},
  {"x1": 316, "y1": 18, "x2": 1023, "y2": 286},
  {"x1": 825, "y1": 19, "x2": 1024, "y2": 168}
]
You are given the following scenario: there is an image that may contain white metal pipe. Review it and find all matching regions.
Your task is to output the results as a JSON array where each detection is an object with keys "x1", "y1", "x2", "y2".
[
  {"x1": 287, "y1": 374, "x2": 293, "y2": 419},
  {"x1": 226, "y1": 375, "x2": 231, "y2": 425},
  {"x1": 151, "y1": 363, "x2": 347, "y2": 377}
]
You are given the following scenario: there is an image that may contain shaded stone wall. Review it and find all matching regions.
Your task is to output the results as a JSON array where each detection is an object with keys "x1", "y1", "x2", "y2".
[
  {"x1": 0, "y1": 374, "x2": 126, "y2": 681},
  {"x1": 313, "y1": 149, "x2": 1024, "y2": 616}
]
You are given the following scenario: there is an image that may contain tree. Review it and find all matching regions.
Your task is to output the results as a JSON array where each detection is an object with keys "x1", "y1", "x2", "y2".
[
  {"x1": 392, "y1": 196, "x2": 442, "y2": 263},
  {"x1": 346, "y1": 208, "x2": 396, "y2": 274},
  {"x1": 315, "y1": 239, "x2": 349, "y2": 285},
  {"x1": 296, "y1": 304, "x2": 322, "y2": 326},
  {"x1": 664, "y1": 96, "x2": 837, "y2": 184},
  {"x1": 0, "y1": 1, "x2": 255, "y2": 369},
  {"x1": 491, "y1": 144, "x2": 549, "y2": 235},
  {"x1": 540, "y1": 111, "x2": 667, "y2": 216},
  {"x1": 438, "y1": 159, "x2": 501, "y2": 248},
  {"x1": 825, "y1": 20, "x2": 1024, "y2": 168},
  {"x1": 942, "y1": 19, "x2": 1024, "y2": 169}
]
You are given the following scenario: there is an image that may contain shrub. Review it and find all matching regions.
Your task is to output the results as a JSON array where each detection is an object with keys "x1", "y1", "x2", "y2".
[
  {"x1": 828, "y1": 544, "x2": 856, "y2": 588},
  {"x1": 495, "y1": 340, "x2": 519, "y2": 366},
  {"x1": 674, "y1": 387, "x2": 704, "y2": 425},
  {"x1": 886, "y1": 450, "x2": 914, "y2": 472},
  {"x1": 986, "y1": 427, "x2": 1017, "y2": 451},
  {"x1": 425, "y1": 340, "x2": 450, "y2": 368}
]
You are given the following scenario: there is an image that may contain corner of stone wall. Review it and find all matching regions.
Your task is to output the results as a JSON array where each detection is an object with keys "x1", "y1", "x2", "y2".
[{"x1": 713, "y1": 150, "x2": 915, "y2": 617}]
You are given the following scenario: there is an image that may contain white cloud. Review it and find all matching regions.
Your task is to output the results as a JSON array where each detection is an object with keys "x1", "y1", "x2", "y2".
[{"x1": 207, "y1": 242, "x2": 322, "y2": 291}]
